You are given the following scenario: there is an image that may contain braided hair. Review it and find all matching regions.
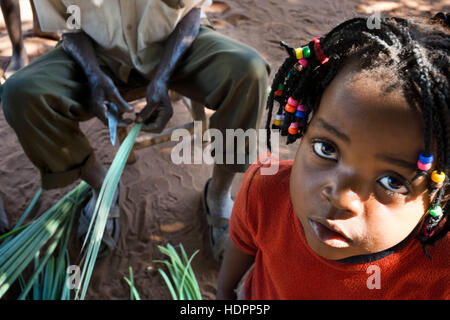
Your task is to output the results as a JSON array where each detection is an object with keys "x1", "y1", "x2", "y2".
[{"x1": 266, "y1": 13, "x2": 450, "y2": 257}]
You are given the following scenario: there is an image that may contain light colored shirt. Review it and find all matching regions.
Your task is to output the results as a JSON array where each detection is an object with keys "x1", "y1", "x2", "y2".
[{"x1": 33, "y1": 0, "x2": 212, "y2": 82}]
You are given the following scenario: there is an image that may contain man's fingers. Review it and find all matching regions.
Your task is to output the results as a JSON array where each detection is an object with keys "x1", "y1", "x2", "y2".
[
  {"x1": 110, "y1": 89, "x2": 134, "y2": 113},
  {"x1": 141, "y1": 108, "x2": 173, "y2": 133},
  {"x1": 137, "y1": 102, "x2": 158, "y2": 123}
]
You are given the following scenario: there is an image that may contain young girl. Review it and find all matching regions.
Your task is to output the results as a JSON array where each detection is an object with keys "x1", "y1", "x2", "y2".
[{"x1": 216, "y1": 13, "x2": 450, "y2": 299}]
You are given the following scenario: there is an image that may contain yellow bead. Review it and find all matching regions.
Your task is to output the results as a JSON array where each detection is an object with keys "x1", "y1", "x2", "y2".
[
  {"x1": 273, "y1": 119, "x2": 282, "y2": 126},
  {"x1": 431, "y1": 171, "x2": 446, "y2": 183},
  {"x1": 295, "y1": 48, "x2": 304, "y2": 60}
]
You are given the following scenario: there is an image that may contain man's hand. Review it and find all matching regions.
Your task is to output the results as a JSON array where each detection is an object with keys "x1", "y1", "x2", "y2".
[
  {"x1": 87, "y1": 71, "x2": 134, "y2": 127},
  {"x1": 61, "y1": 31, "x2": 134, "y2": 127},
  {"x1": 136, "y1": 79, "x2": 173, "y2": 133},
  {"x1": 135, "y1": 7, "x2": 201, "y2": 133}
]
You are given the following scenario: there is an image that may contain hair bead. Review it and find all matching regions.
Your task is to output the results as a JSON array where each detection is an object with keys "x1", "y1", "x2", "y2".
[
  {"x1": 295, "y1": 110, "x2": 306, "y2": 118},
  {"x1": 288, "y1": 122, "x2": 299, "y2": 135},
  {"x1": 285, "y1": 104, "x2": 297, "y2": 113},
  {"x1": 431, "y1": 171, "x2": 446, "y2": 184},
  {"x1": 298, "y1": 58, "x2": 308, "y2": 68},
  {"x1": 273, "y1": 114, "x2": 283, "y2": 127},
  {"x1": 419, "y1": 152, "x2": 434, "y2": 164},
  {"x1": 312, "y1": 37, "x2": 329, "y2": 64},
  {"x1": 295, "y1": 48, "x2": 304, "y2": 60},
  {"x1": 302, "y1": 46, "x2": 311, "y2": 59},
  {"x1": 429, "y1": 206, "x2": 443, "y2": 218},
  {"x1": 417, "y1": 160, "x2": 433, "y2": 171},
  {"x1": 287, "y1": 97, "x2": 299, "y2": 107},
  {"x1": 297, "y1": 104, "x2": 306, "y2": 112}
]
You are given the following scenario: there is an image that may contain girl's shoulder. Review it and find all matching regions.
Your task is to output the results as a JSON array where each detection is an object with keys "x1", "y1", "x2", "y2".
[
  {"x1": 425, "y1": 233, "x2": 450, "y2": 264},
  {"x1": 243, "y1": 155, "x2": 293, "y2": 196}
]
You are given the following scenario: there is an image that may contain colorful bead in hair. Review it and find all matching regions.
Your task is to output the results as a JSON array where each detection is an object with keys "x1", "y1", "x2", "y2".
[
  {"x1": 424, "y1": 205, "x2": 444, "y2": 237},
  {"x1": 295, "y1": 104, "x2": 307, "y2": 118},
  {"x1": 287, "y1": 122, "x2": 301, "y2": 144},
  {"x1": 295, "y1": 58, "x2": 309, "y2": 72},
  {"x1": 412, "y1": 152, "x2": 434, "y2": 181},
  {"x1": 285, "y1": 97, "x2": 298, "y2": 114},
  {"x1": 312, "y1": 37, "x2": 329, "y2": 65},
  {"x1": 418, "y1": 152, "x2": 434, "y2": 170},
  {"x1": 295, "y1": 46, "x2": 311, "y2": 60},
  {"x1": 272, "y1": 114, "x2": 283, "y2": 129},
  {"x1": 430, "y1": 170, "x2": 446, "y2": 193},
  {"x1": 275, "y1": 83, "x2": 285, "y2": 97}
]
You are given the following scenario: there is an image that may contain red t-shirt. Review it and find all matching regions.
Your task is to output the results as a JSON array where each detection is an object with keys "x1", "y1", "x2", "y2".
[{"x1": 229, "y1": 158, "x2": 450, "y2": 299}]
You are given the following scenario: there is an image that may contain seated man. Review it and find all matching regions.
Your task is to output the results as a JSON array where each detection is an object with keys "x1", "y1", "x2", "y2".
[{"x1": 0, "y1": 0, "x2": 270, "y2": 259}]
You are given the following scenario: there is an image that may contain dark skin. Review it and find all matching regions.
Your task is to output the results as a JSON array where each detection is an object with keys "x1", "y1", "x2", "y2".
[
  {"x1": 216, "y1": 61, "x2": 433, "y2": 299},
  {"x1": 1, "y1": 0, "x2": 59, "y2": 79},
  {"x1": 62, "y1": 7, "x2": 201, "y2": 133},
  {"x1": 1, "y1": 0, "x2": 28, "y2": 78},
  {"x1": 216, "y1": 238, "x2": 254, "y2": 300}
]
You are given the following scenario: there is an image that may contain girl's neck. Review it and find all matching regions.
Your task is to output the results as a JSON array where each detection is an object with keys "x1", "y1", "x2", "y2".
[{"x1": 337, "y1": 225, "x2": 419, "y2": 264}]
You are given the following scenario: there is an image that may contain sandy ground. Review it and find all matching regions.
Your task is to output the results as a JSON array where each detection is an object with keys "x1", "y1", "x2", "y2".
[{"x1": 0, "y1": 0, "x2": 448, "y2": 300}]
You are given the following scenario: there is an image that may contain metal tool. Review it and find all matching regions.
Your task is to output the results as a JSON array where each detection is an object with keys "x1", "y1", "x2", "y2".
[{"x1": 107, "y1": 103, "x2": 119, "y2": 146}]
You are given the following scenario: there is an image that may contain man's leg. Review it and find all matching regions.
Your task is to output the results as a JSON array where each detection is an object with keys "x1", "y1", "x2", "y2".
[
  {"x1": 1, "y1": 46, "x2": 121, "y2": 256},
  {"x1": 169, "y1": 25, "x2": 270, "y2": 252},
  {"x1": 1, "y1": 0, "x2": 28, "y2": 78},
  {"x1": 29, "y1": 0, "x2": 60, "y2": 40},
  {"x1": 1, "y1": 46, "x2": 105, "y2": 191}
]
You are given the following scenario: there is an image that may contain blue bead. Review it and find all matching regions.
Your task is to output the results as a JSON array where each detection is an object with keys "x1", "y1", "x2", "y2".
[
  {"x1": 419, "y1": 152, "x2": 434, "y2": 164},
  {"x1": 295, "y1": 111, "x2": 306, "y2": 118}
]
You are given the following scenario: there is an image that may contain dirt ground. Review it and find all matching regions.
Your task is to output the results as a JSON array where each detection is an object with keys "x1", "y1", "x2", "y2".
[{"x1": 0, "y1": 0, "x2": 448, "y2": 300}]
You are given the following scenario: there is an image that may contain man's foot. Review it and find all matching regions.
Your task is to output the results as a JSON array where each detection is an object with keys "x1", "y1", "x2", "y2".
[
  {"x1": 203, "y1": 178, "x2": 234, "y2": 262},
  {"x1": 3, "y1": 49, "x2": 28, "y2": 79},
  {"x1": 77, "y1": 185, "x2": 121, "y2": 258}
]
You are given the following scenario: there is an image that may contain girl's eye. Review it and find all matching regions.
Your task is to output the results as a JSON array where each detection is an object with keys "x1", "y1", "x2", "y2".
[
  {"x1": 378, "y1": 176, "x2": 409, "y2": 195},
  {"x1": 312, "y1": 141, "x2": 338, "y2": 160}
]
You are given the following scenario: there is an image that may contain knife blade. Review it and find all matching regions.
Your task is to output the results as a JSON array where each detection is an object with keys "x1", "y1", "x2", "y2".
[{"x1": 107, "y1": 103, "x2": 119, "y2": 147}]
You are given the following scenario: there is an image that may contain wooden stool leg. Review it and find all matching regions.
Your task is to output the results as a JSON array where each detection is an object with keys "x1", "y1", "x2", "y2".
[{"x1": 117, "y1": 126, "x2": 137, "y2": 164}]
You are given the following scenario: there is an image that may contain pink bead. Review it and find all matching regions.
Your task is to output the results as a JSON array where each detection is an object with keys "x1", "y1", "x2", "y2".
[
  {"x1": 287, "y1": 97, "x2": 299, "y2": 107},
  {"x1": 424, "y1": 226, "x2": 435, "y2": 237},
  {"x1": 289, "y1": 122, "x2": 299, "y2": 128},
  {"x1": 298, "y1": 58, "x2": 308, "y2": 68},
  {"x1": 417, "y1": 161, "x2": 432, "y2": 171},
  {"x1": 297, "y1": 105, "x2": 306, "y2": 112}
]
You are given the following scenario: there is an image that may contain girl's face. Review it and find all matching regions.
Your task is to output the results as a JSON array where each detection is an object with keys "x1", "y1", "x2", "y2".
[{"x1": 290, "y1": 64, "x2": 431, "y2": 260}]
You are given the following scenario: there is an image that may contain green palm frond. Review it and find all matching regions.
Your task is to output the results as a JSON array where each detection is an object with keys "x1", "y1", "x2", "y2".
[
  {"x1": 124, "y1": 267, "x2": 141, "y2": 300},
  {"x1": 0, "y1": 124, "x2": 143, "y2": 300},
  {"x1": 75, "y1": 124, "x2": 142, "y2": 300},
  {"x1": 155, "y1": 243, "x2": 202, "y2": 300},
  {"x1": 0, "y1": 182, "x2": 90, "y2": 299}
]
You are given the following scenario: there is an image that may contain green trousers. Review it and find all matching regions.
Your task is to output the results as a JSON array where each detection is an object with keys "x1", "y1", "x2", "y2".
[{"x1": 1, "y1": 26, "x2": 270, "y2": 190}]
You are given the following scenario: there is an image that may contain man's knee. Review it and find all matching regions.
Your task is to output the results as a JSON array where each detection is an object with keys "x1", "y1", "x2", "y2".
[
  {"x1": 224, "y1": 49, "x2": 270, "y2": 84},
  {"x1": 1, "y1": 71, "x2": 40, "y2": 127}
]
